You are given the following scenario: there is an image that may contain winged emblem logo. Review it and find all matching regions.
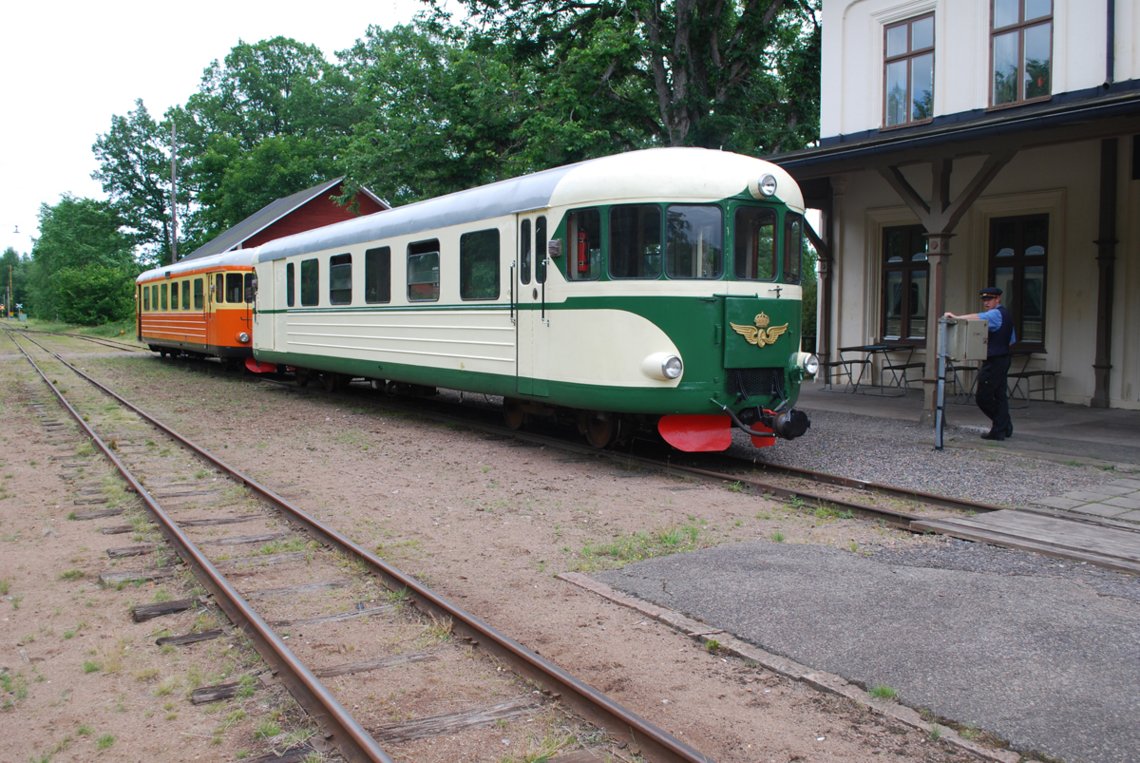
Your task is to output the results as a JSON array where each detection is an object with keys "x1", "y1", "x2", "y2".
[{"x1": 730, "y1": 312, "x2": 789, "y2": 348}]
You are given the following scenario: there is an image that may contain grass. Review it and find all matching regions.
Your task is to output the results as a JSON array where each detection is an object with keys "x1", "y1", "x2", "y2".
[
  {"x1": 574, "y1": 519, "x2": 706, "y2": 571},
  {"x1": 253, "y1": 720, "x2": 282, "y2": 740},
  {"x1": 1, "y1": 668, "x2": 29, "y2": 709},
  {"x1": 812, "y1": 505, "x2": 855, "y2": 520},
  {"x1": 869, "y1": 684, "x2": 898, "y2": 700}
]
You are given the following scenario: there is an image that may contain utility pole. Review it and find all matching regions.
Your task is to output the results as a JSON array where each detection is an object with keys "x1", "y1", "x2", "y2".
[{"x1": 170, "y1": 121, "x2": 179, "y2": 264}]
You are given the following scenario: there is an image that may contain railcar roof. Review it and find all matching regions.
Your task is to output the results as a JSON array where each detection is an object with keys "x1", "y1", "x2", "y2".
[
  {"x1": 136, "y1": 247, "x2": 258, "y2": 284},
  {"x1": 254, "y1": 148, "x2": 802, "y2": 263}
]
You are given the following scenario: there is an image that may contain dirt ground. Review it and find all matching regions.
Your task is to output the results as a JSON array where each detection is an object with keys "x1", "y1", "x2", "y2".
[{"x1": 1, "y1": 343, "x2": 991, "y2": 762}]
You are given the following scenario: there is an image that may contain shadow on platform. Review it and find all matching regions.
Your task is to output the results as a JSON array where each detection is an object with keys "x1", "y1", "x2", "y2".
[{"x1": 798, "y1": 381, "x2": 1140, "y2": 467}]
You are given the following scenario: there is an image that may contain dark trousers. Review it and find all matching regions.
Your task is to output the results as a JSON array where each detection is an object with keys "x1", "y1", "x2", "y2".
[{"x1": 975, "y1": 354, "x2": 1012, "y2": 434}]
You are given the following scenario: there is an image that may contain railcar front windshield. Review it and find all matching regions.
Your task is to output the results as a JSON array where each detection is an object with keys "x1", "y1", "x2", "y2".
[{"x1": 561, "y1": 201, "x2": 802, "y2": 282}]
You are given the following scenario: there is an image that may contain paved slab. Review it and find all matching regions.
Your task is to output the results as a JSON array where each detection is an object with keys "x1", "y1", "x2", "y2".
[{"x1": 595, "y1": 541, "x2": 1140, "y2": 763}]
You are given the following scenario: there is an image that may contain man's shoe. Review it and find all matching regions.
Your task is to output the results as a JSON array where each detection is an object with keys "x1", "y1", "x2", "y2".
[
  {"x1": 981, "y1": 431, "x2": 1005, "y2": 441},
  {"x1": 1005, "y1": 423, "x2": 1013, "y2": 438}
]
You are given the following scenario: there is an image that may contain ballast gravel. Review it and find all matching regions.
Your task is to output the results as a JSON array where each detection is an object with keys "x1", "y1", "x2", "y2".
[{"x1": 732, "y1": 409, "x2": 1114, "y2": 507}]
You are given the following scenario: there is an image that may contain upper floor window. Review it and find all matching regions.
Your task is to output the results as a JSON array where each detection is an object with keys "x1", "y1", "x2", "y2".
[
  {"x1": 991, "y1": 0, "x2": 1052, "y2": 107},
  {"x1": 883, "y1": 14, "x2": 934, "y2": 128}
]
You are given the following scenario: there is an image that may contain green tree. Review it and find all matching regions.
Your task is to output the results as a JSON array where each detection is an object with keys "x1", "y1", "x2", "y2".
[
  {"x1": 30, "y1": 197, "x2": 137, "y2": 324},
  {"x1": 92, "y1": 100, "x2": 181, "y2": 268},
  {"x1": 181, "y1": 37, "x2": 361, "y2": 237},
  {"x1": 1, "y1": 247, "x2": 30, "y2": 317},
  {"x1": 342, "y1": 24, "x2": 529, "y2": 205},
  {"x1": 429, "y1": 0, "x2": 821, "y2": 154}
]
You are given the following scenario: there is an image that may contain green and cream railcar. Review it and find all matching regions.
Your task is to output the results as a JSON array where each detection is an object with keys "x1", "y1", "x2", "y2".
[{"x1": 252, "y1": 148, "x2": 817, "y2": 451}]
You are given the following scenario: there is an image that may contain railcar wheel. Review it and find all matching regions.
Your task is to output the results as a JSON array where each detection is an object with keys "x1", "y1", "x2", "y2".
[
  {"x1": 503, "y1": 399, "x2": 526, "y2": 430},
  {"x1": 580, "y1": 411, "x2": 621, "y2": 449},
  {"x1": 322, "y1": 373, "x2": 348, "y2": 393}
]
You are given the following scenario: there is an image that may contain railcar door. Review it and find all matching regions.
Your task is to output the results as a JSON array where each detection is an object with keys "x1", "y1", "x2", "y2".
[{"x1": 515, "y1": 213, "x2": 550, "y2": 397}]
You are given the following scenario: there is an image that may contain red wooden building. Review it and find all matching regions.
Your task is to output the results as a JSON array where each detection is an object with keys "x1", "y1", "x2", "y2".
[{"x1": 182, "y1": 178, "x2": 389, "y2": 260}]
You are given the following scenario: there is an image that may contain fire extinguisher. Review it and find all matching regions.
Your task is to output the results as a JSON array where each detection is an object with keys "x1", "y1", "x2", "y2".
[{"x1": 577, "y1": 230, "x2": 589, "y2": 273}]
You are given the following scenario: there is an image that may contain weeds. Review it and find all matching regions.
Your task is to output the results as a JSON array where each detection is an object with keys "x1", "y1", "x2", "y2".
[
  {"x1": 574, "y1": 520, "x2": 705, "y2": 571},
  {"x1": 869, "y1": 684, "x2": 897, "y2": 700}
]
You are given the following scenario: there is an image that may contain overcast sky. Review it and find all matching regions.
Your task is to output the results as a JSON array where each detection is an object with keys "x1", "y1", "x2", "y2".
[{"x1": 0, "y1": 0, "x2": 441, "y2": 256}]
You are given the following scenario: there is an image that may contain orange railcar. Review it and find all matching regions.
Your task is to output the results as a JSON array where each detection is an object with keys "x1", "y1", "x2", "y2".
[{"x1": 136, "y1": 249, "x2": 257, "y2": 362}]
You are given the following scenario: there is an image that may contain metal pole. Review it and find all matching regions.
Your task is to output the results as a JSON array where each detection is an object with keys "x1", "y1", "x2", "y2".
[
  {"x1": 170, "y1": 122, "x2": 179, "y2": 264},
  {"x1": 935, "y1": 317, "x2": 948, "y2": 450}
]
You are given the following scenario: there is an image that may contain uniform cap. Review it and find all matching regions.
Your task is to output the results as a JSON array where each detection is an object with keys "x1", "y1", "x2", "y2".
[{"x1": 978, "y1": 286, "x2": 1003, "y2": 297}]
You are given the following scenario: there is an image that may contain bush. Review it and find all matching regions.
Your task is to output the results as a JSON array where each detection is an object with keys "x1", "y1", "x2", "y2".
[{"x1": 53, "y1": 265, "x2": 135, "y2": 326}]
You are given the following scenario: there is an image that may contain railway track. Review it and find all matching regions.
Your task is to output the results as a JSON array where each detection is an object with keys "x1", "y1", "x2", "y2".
[
  {"x1": 246, "y1": 372, "x2": 1139, "y2": 575},
  {"x1": 9, "y1": 330, "x2": 713, "y2": 762},
  {"x1": 7, "y1": 325, "x2": 147, "y2": 353}
]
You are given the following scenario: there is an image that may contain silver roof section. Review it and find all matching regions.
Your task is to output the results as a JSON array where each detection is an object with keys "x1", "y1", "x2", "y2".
[
  {"x1": 254, "y1": 148, "x2": 801, "y2": 264},
  {"x1": 136, "y1": 247, "x2": 258, "y2": 284},
  {"x1": 256, "y1": 161, "x2": 578, "y2": 263}
]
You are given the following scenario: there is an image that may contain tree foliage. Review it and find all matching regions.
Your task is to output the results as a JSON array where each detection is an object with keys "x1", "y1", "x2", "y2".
[
  {"x1": 428, "y1": 0, "x2": 821, "y2": 154},
  {"x1": 180, "y1": 37, "x2": 361, "y2": 238},
  {"x1": 30, "y1": 196, "x2": 137, "y2": 324},
  {"x1": 1, "y1": 247, "x2": 30, "y2": 316},
  {"x1": 91, "y1": 100, "x2": 180, "y2": 268},
  {"x1": 74, "y1": 9, "x2": 822, "y2": 324}
]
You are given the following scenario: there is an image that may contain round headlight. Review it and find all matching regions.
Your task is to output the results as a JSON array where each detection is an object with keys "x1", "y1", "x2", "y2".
[
  {"x1": 237, "y1": 331, "x2": 250, "y2": 343},
  {"x1": 641, "y1": 352, "x2": 684, "y2": 381},
  {"x1": 801, "y1": 353, "x2": 820, "y2": 376},
  {"x1": 759, "y1": 174, "x2": 778, "y2": 196}
]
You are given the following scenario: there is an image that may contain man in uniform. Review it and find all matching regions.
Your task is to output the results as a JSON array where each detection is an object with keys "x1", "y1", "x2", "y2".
[{"x1": 945, "y1": 286, "x2": 1016, "y2": 440}]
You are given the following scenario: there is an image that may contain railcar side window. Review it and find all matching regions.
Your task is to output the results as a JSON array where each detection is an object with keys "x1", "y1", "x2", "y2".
[
  {"x1": 329, "y1": 253, "x2": 352, "y2": 305},
  {"x1": 286, "y1": 263, "x2": 295, "y2": 307},
  {"x1": 143, "y1": 288, "x2": 150, "y2": 311},
  {"x1": 610, "y1": 204, "x2": 662, "y2": 279},
  {"x1": 734, "y1": 207, "x2": 777, "y2": 281},
  {"x1": 783, "y1": 213, "x2": 803, "y2": 284},
  {"x1": 407, "y1": 240, "x2": 440, "y2": 302},
  {"x1": 520, "y1": 220, "x2": 532, "y2": 285},
  {"x1": 226, "y1": 273, "x2": 244, "y2": 303},
  {"x1": 215, "y1": 274, "x2": 224, "y2": 302},
  {"x1": 244, "y1": 273, "x2": 254, "y2": 303},
  {"x1": 666, "y1": 205, "x2": 723, "y2": 279},
  {"x1": 300, "y1": 259, "x2": 319, "y2": 306},
  {"x1": 151, "y1": 285, "x2": 158, "y2": 311},
  {"x1": 365, "y1": 247, "x2": 391, "y2": 303},
  {"x1": 181, "y1": 281, "x2": 191, "y2": 310},
  {"x1": 171, "y1": 282, "x2": 180, "y2": 310},
  {"x1": 193, "y1": 278, "x2": 204, "y2": 309},
  {"x1": 566, "y1": 209, "x2": 601, "y2": 280},
  {"x1": 461, "y1": 229, "x2": 500, "y2": 300},
  {"x1": 536, "y1": 217, "x2": 547, "y2": 284},
  {"x1": 161, "y1": 285, "x2": 168, "y2": 310}
]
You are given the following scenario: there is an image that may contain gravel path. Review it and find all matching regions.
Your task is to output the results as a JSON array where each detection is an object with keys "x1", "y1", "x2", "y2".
[{"x1": 735, "y1": 409, "x2": 1118, "y2": 507}]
